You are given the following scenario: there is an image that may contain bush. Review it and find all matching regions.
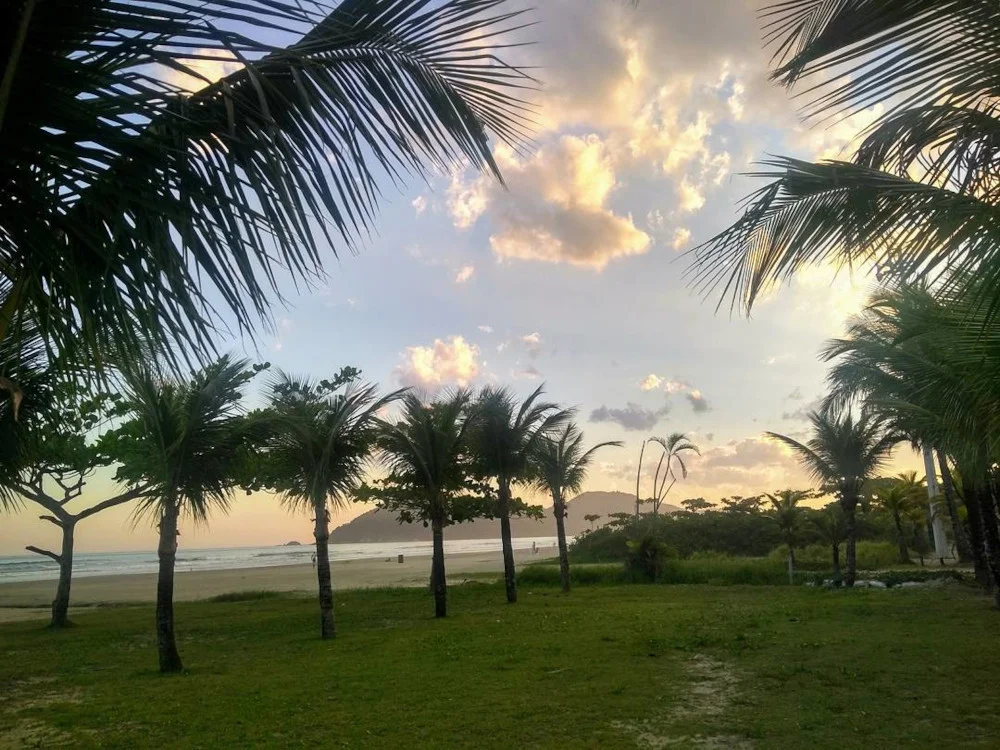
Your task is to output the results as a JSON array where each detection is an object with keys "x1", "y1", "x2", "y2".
[
  {"x1": 783, "y1": 542, "x2": 900, "y2": 571},
  {"x1": 624, "y1": 536, "x2": 677, "y2": 582}
]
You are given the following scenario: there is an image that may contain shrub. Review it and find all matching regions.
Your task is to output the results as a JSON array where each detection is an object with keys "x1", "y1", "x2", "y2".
[
  {"x1": 517, "y1": 563, "x2": 624, "y2": 586},
  {"x1": 625, "y1": 536, "x2": 677, "y2": 582},
  {"x1": 208, "y1": 590, "x2": 285, "y2": 603}
]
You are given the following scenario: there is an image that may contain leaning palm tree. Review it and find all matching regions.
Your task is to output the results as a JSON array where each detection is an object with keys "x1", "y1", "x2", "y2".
[
  {"x1": 260, "y1": 372, "x2": 400, "y2": 638},
  {"x1": 531, "y1": 424, "x2": 621, "y2": 592},
  {"x1": 643, "y1": 433, "x2": 700, "y2": 515},
  {"x1": 687, "y1": 2, "x2": 1000, "y2": 321},
  {"x1": 111, "y1": 356, "x2": 256, "y2": 673},
  {"x1": 765, "y1": 489, "x2": 813, "y2": 584},
  {"x1": 470, "y1": 385, "x2": 571, "y2": 603},
  {"x1": 768, "y1": 411, "x2": 897, "y2": 587},
  {"x1": 2, "y1": 0, "x2": 532, "y2": 365},
  {"x1": 371, "y1": 391, "x2": 479, "y2": 618}
]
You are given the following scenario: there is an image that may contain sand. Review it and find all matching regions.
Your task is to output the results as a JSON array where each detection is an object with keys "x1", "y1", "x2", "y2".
[{"x1": 0, "y1": 545, "x2": 557, "y2": 623}]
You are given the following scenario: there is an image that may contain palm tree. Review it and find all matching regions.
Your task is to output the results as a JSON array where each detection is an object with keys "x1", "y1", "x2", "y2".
[
  {"x1": 874, "y1": 476, "x2": 923, "y2": 564},
  {"x1": 811, "y1": 504, "x2": 847, "y2": 581},
  {"x1": 260, "y1": 372, "x2": 400, "y2": 638},
  {"x1": 765, "y1": 489, "x2": 813, "y2": 584},
  {"x1": 470, "y1": 385, "x2": 571, "y2": 603},
  {"x1": 643, "y1": 433, "x2": 700, "y2": 515},
  {"x1": 111, "y1": 356, "x2": 256, "y2": 672},
  {"x1": 373, "y1": 391, "x2": 476, "y2": 618},
  {"x1": 2, "y1": 0, "x2": 531, "y2": 365},
  {"x1": 686, "y1": 2, "x2": 1000, "y2": 320},
  {"x1": 531, "y1": 424, "x2": 621, "y2": 592},
  {"x1": 768, "y1": 411, "x2": 897, "y2": 587}
]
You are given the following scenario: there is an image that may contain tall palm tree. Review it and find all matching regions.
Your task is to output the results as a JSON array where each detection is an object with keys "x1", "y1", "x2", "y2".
[
  {"x1": 686, "y1": 2, "x2": 1000, "y2": 321},
  {"x1": 531, "y1": 424, "x2": 621, "y2": 592},
  {"x1": 260, "y1": 372, "x2": 399, "y2": 638},
  {"x1": 643, "y1": 433, "x2": 700, "y2": 515},
  {"x1": 766, "y1": 489, "x2": 813, "y2": 584},
  {"x1": 373, "y1": 391, "x2": 478, "y2": 618},
  {"x1": 1, "y1": 0, "x2": 531, "y2": 365},
  {"x1": 111, "y1": 356, "x2": 256, "y2": 672},
  {"x1": 768, "y1": 411, "x2": 897, "y2": 587},
  {"x1": 471, "y1": 385, "x2": 571, "y2": 604}
]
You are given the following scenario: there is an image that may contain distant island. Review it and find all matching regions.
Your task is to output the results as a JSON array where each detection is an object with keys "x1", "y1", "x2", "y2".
[
  {"x1": 282, "y1": 541, "x2": 303, "y2": 546},
  {"x1": 328, "y1": 491, "x2": 680, "y2": 543}
]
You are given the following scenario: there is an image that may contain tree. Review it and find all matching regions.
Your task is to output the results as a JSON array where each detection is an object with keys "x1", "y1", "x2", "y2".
[
  {"x1": 1, "y1": 0, "x2": 531, "y2": 365},
  {"x1": 470, "y1": 385, "x2": 571, "y2": 604},
  {"x1": 643, "y1": 433, "x2": 700, "y2": 515},
  {"x1": 686, "y1": 2, "x2": 1000, "y2": 322},
  {"x1": 14, "y1": 389, "x2": 149, "y2": 627},
  {"x1": 361, "y1": 391, "x2": 491, "y2": 618},
  {"x1": 531, "y1": 424, "x2": 621, "y2": 592},
  {"x1": 258, "y1": 370, "x2": 399, "y2": 638},
  {"x1": 810, "y1": 504, "x2": 847, "y2": 581},
  {"x1": 765, "y1": 489, "x2": 814, "y2": 584},
  {"x1": 873, "y1": 476, "x2": 923, "y2": 564},
  {"x1": 718, "y1": 495, "x2": 765, "y2": 514},
  {"x1": 108, "y1": 356, "x2": 258, "y2": 672},
  {"x1": 768, "y1": 411, "x2": 897, "y2": 587},
  {"x1": 681, "y1": 497, "x2": 714, "y2": 513},
  {"x1": 584, "y1": 513, "x2": 602, "y2": 530}
]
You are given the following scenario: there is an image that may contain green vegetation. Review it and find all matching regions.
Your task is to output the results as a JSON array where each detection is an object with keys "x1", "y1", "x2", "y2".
[{"x1": 3, "y1": 585, "x2": 999, "y2": 748}]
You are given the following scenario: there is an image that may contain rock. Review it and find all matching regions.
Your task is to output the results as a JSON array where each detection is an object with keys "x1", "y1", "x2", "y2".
[
  {"x1": 869, "y1": 580, "x2": 887, "y2": 589},
  {"x1": 898, "y1": 581, "x2": 927, "y2": 589}
]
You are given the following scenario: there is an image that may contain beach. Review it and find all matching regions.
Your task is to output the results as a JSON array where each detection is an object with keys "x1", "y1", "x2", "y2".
[{"x1": 0, "y1": 545, "x2": 556, "y2": 623}]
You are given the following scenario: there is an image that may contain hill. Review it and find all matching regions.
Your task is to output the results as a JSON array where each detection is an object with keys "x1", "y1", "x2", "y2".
[{"x1": 327, "y1": 491, "x2": 679, "y2": 543}]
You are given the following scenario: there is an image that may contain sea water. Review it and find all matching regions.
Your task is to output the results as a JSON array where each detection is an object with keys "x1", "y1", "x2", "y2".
[{"x1": 0, "y1": 536, "x2": 561, "y2": 583}]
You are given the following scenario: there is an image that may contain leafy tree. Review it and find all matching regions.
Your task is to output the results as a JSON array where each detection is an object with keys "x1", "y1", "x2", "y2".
[
  {"x1": 768, "y1": 411, "x2": 897, "y2": 587},
  {"x1": 530, "y1": 423, "x2": 621, "y2": 592},
  {"x1": 13, "y1": 388, "x2": 149, "y2": 627},
  {"x1": 257, "y1": 370, "x2": 399, "y2": 638},
  {"x1": 718, "y1": 495, "x2": 765, "y2": 514},
  {"x1": 108, "y1": 356, "x2": 259, "y2": 672},
  {"x1": 470, "y1": 385, "x2": 570, "y2": 604},
  {"x1": 681, "y1": 497, "x2": 714, "y2": 513},
  {"x1": 643, "y1": 433, "x2": 700, "y2": 515},
  {"x1": 360, "y1": 391, "x2": 492, "y2": 618},
  {"x1": 1, "y1": 0, "x2": 531, "y2": 365},
  {"x1": 584, "y1": 513, "x2": 602, "y2": 530},
  {"x1": 765, "y1": 489, "x2": 815, "y2": 584}
]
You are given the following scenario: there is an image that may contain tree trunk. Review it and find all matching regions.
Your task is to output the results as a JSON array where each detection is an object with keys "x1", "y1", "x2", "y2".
[
  {"x1": 313, "y1": 500, "x2": 335, "y2": 638},
  {"x1": 831, "y1": 544, "x2": 841, "y2": 580},
  {"x1": 499, "y1": 480, "x2": 517, "y2": 604},
  {"x1": 51, "y1": 521, "x2": 76, "y2": 628},
  {"x1": 431, "y1": 514, "x2": 447, "y2": 618},
  {"x1": 844, "y1": 503, "x2": 857, "y2": 588},
  {"x1": 892, "y1": 510, "x2": 910, "y2": 564},
  {"x1": 156, "y1": 501, "x2": 182, "y2": 673},
  {"x1": 962, "y1": 474, "x2": 992, "y2": 589},
  {"x1": 554, "y1": 495, "x2": 570, "y2": 593},
  {"x1": 968, "y1": 478, "x2": 1000, "y2": 600},
  {"x1": 786, "y1": 547, "x2": 794, "y2": 586},
  {"x1": 937, "y1": 450, "x2": 972, "y2": 563}
]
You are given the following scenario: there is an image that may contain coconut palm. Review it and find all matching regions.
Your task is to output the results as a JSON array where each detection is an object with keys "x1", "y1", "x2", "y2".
[
  {"x1": 470, "y1": 385, "x2": 571, "y2": 603},
  {"x1": 531, "y1": 424, "x2": 621, "y2": 592},
  {"x1": 765, "y1": 489, "x2": 813, "y2": 584},
  {"x1": 768, "y1": 411, "x2": 897, "y2": 587},
  {"x1": 811, "y1": 504, "x2": 847, "y2": 581},
  {"x1": 373, "y1": 391, "x2": 478, "y2": 618},
  {"x1": 643, "y1": 433, "x2": 700, "y2": 515},
  {"x1": 260, "y1": 372, "x2": 400, "y2": 638},
  {"x1": 1, "y1": 0, "x2": 531, "y2": 365},
  {"x1": 874, "y1": 477, "x2": 923, "y2": 564},
  {"x1": 110, "y1": 356, "x2": 256, "y2": 672},
  {"x1": 686, "y1": 2, "x2": 1000, "y2": 320}
]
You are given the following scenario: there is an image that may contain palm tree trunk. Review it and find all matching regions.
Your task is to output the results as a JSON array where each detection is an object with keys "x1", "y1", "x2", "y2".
[
  {"x1": 499, "y1": 480, "x2": 517, "y2": 604},
  {"x1": 844, "y1": 503, "x2": 857, "y2": 588},
  {"x1": 892, "y1": 510, "x2": 910, "y2": 564},
  {"x1": 313, "y1": 499, "x2": 335, "y2": 638},
  {"x1": 554, "y1": 495, "x2": 570, "y2": 593},
  {"x1": 967, "y1": 477, "x2": 1000, "y2": 602},
  {"x1": 831, "y1": 543, "x2": 841, "y2": 580},
  {"x1": 960, "y1": 469, "x2": 992, "y2": 589},
  {"x1": 937, "y1": 450, "x2": 972, "y2": 563},
  {"x1": 51, "y1": 520, "x2": 76, "y2": 628},
  {"x1": 431, "y1": 514, "x2": 447, "y2": 618},
  {"x1": 787, "y1": 547, "x2": 794, "y2": 586},
  {"x1": 156, "y1": 500, "x2": 183, "y2": 673}
]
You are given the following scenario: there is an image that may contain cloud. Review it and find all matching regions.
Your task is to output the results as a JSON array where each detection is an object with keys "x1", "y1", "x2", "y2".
[
  {"x1": 412, "y1": 195, "x2": 428, "y2": 216},
  {"x1": 646, "y1": 209, "x2": 666, "y2": 231},
  {"x1": 677, "y1": 177, "x2": 706, "y2": 213},
  {"x1": 686, "y1": 390, "x2": 711, "y2": 413},
  {"x1": 521, "y1": 332, "x2": 543, "y2": 358},
  {"x1": 477, "y1": 325, "x2": 494, "y2": 334},
  {"x1": 763, "y1": 353, "x2": 795, "y2": 366},
  {"x1": 394, "y1": 336, "x2": 482, "y2": 390},
  {"x1": 589, "y1": 401, "x2": 670, "y2": 431},
  {"x1": 513, "y1": 365, "x2": 542, "y2": 381},
  {"x1": 640, "y1": 374, "x2": 664, "y2": 391},
  {"x1": 671, "y1": 227, "x2": 692, "y2": 251},
  {"x1": 785, "y1": 387, "x2": 803, "y2": 401},
  {"x1": 452, "y1": 136, "x2": 652, "y2": 269},
  {"x1": 686, "y1": 436, "x2": 810, "y2": 491},
  {"x1": 162, "y1": 48, "x2": 242, "y2": 92},
  {"x1": 454, "y1": 265, "x2": 475, "y2": 284},
  {"x1": 640, "y1": 374, "x2": 691, "y2": 394}
]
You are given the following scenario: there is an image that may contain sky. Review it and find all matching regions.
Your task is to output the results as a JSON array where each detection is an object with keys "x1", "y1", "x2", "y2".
[{"x1": 0, "y1": 0, "x2": 922, "y2": 555}]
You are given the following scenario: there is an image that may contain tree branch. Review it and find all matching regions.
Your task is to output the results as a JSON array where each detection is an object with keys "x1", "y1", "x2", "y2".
[
  {"x1": 76, "y1": 485, "x2": 151, "y2": 521},
  {"x1": 38, "y1": 514, "x2": 62, "y2": 527},
  {"x1": 25, "y1": 545, "x2": 60, "y2": 564}
]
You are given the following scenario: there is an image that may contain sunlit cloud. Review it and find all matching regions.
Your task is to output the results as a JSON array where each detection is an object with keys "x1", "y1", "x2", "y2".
[
  {"x1": 394, "y1": 336, "x2": 482, "y2": 390},
  {"x1": 454, "y1": 265, "x2": 475, "y2": 284}
]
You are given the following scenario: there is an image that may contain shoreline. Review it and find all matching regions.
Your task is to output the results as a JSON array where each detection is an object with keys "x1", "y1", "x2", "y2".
[{"x1": 0, "y1": 545, "x2": 557, "y2": 623}]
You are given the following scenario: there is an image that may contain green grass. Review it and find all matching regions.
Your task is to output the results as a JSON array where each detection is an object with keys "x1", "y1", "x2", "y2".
[
  {"x1": 2, "y1": 584, "x2": 999, "y2": 748},
  {"x1": 206, "y1": 589, "x2": 289, "y2": 603}
]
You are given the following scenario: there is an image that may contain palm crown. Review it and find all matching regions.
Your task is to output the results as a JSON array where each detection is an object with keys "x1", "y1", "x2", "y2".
[{"x1": 531, "y1": 423, "x2": 621, "y2": 500}]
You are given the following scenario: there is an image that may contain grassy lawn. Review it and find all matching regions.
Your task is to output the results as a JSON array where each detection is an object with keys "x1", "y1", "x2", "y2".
[{"x1": 2, "y1": 583, "x2": 999, "y2": 749}]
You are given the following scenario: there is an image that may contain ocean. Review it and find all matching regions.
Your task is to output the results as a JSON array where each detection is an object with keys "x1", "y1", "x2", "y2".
[{"x1": 0, "y1": 536, "x2": 561, "y2": 583}]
